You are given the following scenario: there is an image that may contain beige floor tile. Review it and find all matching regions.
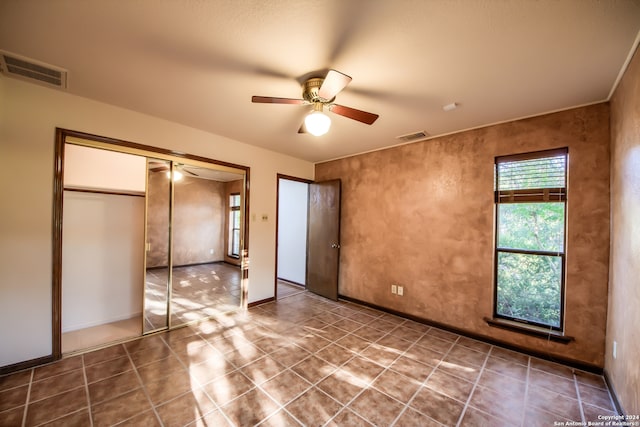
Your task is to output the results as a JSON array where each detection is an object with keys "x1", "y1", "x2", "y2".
[
  {"x1": 315, "y1": 343, "x2": 356, "y2": 366},
  {"x1": 202, "y1": 370, "x2": 255, "y2": 406},
  {"x1": 85, "y1": 355, "x2": 133, "y2": 384},
  {"x1": 291, "y1": 355, "x2": 336, "y2": 384},
  {"x1": 137, "y1": 354, "x2": 186, "y2": 383},
  {"x1": 0, "y1": 384, "x2": 28, "y2": 412},
  {"x1": 240, "y1": 355, "x2": 285, "y2": 385},
  {"x1": 261, "y1": 369, "x2": 312, "y2": 405},
  {"x1": 484, "y1": 355, "x2": 529, "y2": 381},
  {"x1": 91, "y1": 388, "x2": 152, "y2": 427},
  {"x1": 5, "y1": 289, "x2": 613, "y2": 427},
  {"x1": 317, "y1": 369, "x2": 367, "y2": 405},
  {"x1": 155, "y1": 388, "x2": 216, "y2": 427},
  {"x1": 394, "y1": 407, "x2": 443, "y2": 427},
  {"x1": 117, "y1": 410, "x2": 161, "y2": 427},
  {"x1": 477, "y1": 368, "x2": 527, "y2": 397},
  {"x1": 425, "y1": 368, "x2": 474, "y2": 403},
  {"x1": 490, "y1": 346, "x2": 531, "y2": 365},
  {"x1": 372, "y1": 369, "x2": 421, "y2": 403},
  {"x1": 527, "y1": 385, "x2": 582, "y2": 421},
  {"x1": 410, "y1": 385, "x2": 465, "y2": 426},
  {"x1": 578, "y1": 382, "x2": 615, "y2": 411},
  {"x1": 460, "y1": 407, "x2": 514, "y2": 427},
  {"x1": 222, "y1": 388, "x2": 279, "y2": 426},
  {"x1": 32, "y1": 356, "x2": 83, "y2": 382},
  {"x1": 26, "y1": 386, "x2": 87, "y2": 426},
  {"x1": 40, "y1": 409, "x2": 92, "y2": 427},
  {"x1": 0, "y1": 406, "x2": 24, "y2": 426},
  {"x1": 349, "y1": 387, "x2": 405, "y2": 426},
  {"x1": 529, "y1": 367, "x2": 578, "y2": 398},
  {"x1": 146, "y1": 370, "x2": 197, "y2": 405},
  {"x1": 524, "y1": 406, "x2": 572, "y2": 427},
  {"x1": 326, "y1": 408, "x2": 374, "y2": 427},
  {"x1": 88, "y1": 370, "x2": 142, "y2": 405},
  {"x1": 469, "y1": 384, "x2": 524, "y2": 422},
  {"x1": 0, "y1": 370, "x2": 31, "y2": 392},
  {"x1": 389, "y1": 355, "x2": 435, "y2": 382},
  {"x1": 285, "y1": 387, "x2": 342, "y2": 427},
  {"x1": 83, "y1": 344, "x2": 127, "y2": 367},
  {"x1": 29, "y1": 368, "x2": 85, "y2": 402},
  {"x1": 341, "y1": 356, "x2": 385, "y2": 384}
]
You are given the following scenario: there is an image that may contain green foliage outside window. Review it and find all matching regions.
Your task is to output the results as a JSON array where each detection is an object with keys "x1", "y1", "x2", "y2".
[{"x1": 495, "y1": 152, "x2": 566, "y2": 329}]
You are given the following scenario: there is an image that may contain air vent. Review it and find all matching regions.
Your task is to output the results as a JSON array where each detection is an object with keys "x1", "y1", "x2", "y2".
[
  {"x1": 396, "y1": 130, "x2": 430, "y2": 142},
  {"x1": 0, "y1": 50, "x2": 67, "y2": 89}
]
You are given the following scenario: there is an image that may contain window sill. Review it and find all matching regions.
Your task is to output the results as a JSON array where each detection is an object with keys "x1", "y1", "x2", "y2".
[{"x1": 484, "y1": 317, "x2": 574, "y2": 344}]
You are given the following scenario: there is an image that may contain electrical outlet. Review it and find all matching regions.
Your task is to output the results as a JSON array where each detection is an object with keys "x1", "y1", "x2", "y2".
[
  {"x1": 613, "y1": 341, "x2": 617, "y2": 359},
  {"x1": 391, "y1": 285, "x2": 397, "y2": 294},
  {"x1": 397, "y1": 286, "x2": 404, "y2": 296},
  {"x1": 209, "y1": 249, "x2": 214, "y2": 254}
]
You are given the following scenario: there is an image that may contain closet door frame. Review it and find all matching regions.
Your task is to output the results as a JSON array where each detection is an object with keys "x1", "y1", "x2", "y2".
[{"x1": 52, "y1": 128, "x2": 250, "y2": 359}]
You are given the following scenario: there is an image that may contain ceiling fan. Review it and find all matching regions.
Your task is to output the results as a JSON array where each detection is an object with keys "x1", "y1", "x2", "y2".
[
  {"x1": 149, "y1": 162, "x2": 200, "y2": 180},
  {"x1": 251, "y1": 69, "x2": 379, "y2": 136}
]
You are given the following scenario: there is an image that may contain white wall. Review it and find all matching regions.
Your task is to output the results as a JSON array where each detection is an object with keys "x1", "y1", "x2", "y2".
[
  {"x1": 64, "y1": 144, "x2": 146, "y2": 193},
  {"x1": 62, "y1": 192, "x2": 144, "y2": 332},
  {"x1": 0, "y1": 77, "x2": 314, "y2": 367},
  {"x1": 277, "y1": 179, "x2": 309, "y2": 285}
]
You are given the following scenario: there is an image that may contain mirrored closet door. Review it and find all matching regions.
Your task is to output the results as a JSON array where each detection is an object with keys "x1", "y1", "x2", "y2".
[{"x1": 57, "y1": 131, "x2": 248, "y2": 355}]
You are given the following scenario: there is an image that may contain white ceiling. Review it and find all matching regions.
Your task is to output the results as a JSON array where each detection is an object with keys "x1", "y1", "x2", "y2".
[{"x1": 1, "y1": 0, "x2": 639, "y2": 163}]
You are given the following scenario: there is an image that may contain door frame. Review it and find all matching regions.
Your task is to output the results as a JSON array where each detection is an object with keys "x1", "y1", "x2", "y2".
[
  {"x1": 52, "y1": 128, "x2": 251, "y2": 359},
  {"x1": 274, "y1": 174, "x2": 312, "y2": 300}
]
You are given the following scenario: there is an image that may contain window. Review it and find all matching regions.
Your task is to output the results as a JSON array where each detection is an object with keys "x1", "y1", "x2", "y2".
[
  {"x1": 228, "y1": 193, "x2": 241, "y2": 258},
  {"x1": 494, "y1": 148, "x2": 567, "y2": 330}
]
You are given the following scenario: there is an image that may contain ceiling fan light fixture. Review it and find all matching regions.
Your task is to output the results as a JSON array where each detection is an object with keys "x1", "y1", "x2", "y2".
[
  {"x1": 304, "y1": 103, "x2": 331, "y2": 136},
  {"x1": 166, "y1": 170, "x2": 183, "y2": 181}
]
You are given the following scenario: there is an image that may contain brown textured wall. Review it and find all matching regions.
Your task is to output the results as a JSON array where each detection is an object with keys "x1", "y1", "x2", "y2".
[
  {"x1": 172, "y1": 176, "x2": 225, "y2": 266},
  {"x1": 607, "y1": 46, "x2": 640, "y2": 414},
  {"x1": 147, "y1": 173, "x2": 225, "y2": 267},
  {"x1": 316, "y1": 104, "x2": 610, "y2": 367},
  {"x1": 146, "y1": 169, "x2": 171, "y2": 267}
]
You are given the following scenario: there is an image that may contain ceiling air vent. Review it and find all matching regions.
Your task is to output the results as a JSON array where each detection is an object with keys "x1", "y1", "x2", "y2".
[
  {"x1": 395, "y1": 130, "x2": 430, "y2": 143},
  {"x1": 0, "y1": 50, "x2": 68, "y2": 89}
]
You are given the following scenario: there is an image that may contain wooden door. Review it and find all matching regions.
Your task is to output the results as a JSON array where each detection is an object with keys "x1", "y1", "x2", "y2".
[{"x1": 306, "y1": 179, "x2": 341, "y2": 300}]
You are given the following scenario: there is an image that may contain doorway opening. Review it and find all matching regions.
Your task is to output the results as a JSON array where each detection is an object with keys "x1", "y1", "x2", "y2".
[
  {"x1": 53, "y1": 129, "x2": 249, "y2": 358},
  {"x1": 275, "y1": 175, "x2": 311, "y2": 299}
]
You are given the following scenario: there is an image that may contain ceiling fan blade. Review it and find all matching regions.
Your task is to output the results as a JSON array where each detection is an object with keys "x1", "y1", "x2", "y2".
[
  {"x1": 252, "y1": 96, "x2": 305, "y2": 104},
  {"x1": 318, "y1": 69, "x2": 352, "y2": 100},
  {"x1": 182, "y1": 168, "x2": 199, "y2": 177},
  {"x1": 330, "y1": 104, "x2": 379, "y2": 125}
]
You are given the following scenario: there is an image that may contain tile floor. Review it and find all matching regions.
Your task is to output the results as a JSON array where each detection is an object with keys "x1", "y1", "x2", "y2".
[
  {"x1": 276, "y1": 280, "x2": 306, "y2": 299},
  {"x1": 145, "y1": 263, "x2": 242, "y2": 331},
  {"x1": 0, "y1": 290, "x2": 618, "y2": 426}
]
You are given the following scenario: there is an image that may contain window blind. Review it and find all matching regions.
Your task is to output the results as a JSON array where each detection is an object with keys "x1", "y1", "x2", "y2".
[{"x1": 496, "y1": 149, "x2": 567, "y2": 203}]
